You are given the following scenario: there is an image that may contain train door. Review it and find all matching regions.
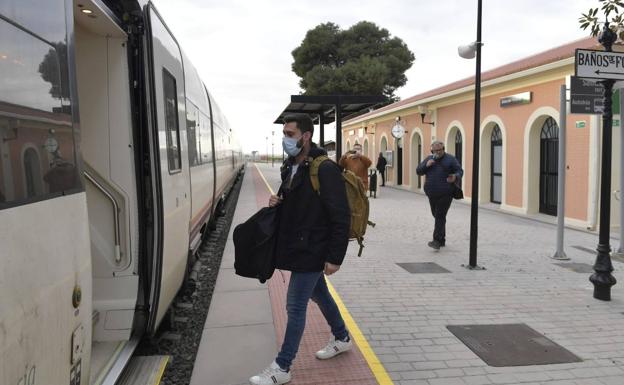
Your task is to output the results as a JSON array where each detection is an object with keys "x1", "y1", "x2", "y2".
[
  {"x1": 1, "y1": 2, "x2": 92, "y2": 385},
  {"x1": 145, "y1": 4, "x2": 192, "y2": 331}
]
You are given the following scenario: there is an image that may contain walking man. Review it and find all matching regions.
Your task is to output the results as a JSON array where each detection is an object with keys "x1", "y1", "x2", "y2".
[
  {"x1": 339, "y1": 143, "x2": 372, "y2": 190},
  {"x1": 416, "y1": 141, "x2": 463, "y2": 250},
  {"x1": 249, "y1": 113, "x2": 352, "y2": 385},
  {"x1": 376, "y1": 152, "x2": 387, "y2": 186}
]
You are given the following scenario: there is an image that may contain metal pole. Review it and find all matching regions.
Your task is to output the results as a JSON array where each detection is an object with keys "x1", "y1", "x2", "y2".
[
  {"x1": 467, "y1": 0, "x2": 483, "y2": 269},
  {"x1": 590, "y1": 21, "x2": 617, "y2": 301},
  {"x1": 319, "y1": 113, "x2": 325, "y2": 148},
  {"x1": 553, "y1": 84, "x2": 569, "y2": 260},
  {"x1": 271, "y1": 131, "x2": 274, "y2": 167},
  {"x1": 335, "y1": 100, "x2": 342, "y2": 160},
  {"x1": 619, "y1": 85, "x2": 624, "y2": 254}
]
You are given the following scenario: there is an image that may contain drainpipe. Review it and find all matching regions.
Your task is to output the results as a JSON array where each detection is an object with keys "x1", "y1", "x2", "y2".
[{"x1": 618, "y1": 87, "x2": 624, "y2": 254}]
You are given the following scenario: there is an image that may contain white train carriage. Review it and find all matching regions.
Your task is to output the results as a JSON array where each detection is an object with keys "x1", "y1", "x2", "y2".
[{"x1": 0, "y1": 1, "x2": 243, "y2": 384}]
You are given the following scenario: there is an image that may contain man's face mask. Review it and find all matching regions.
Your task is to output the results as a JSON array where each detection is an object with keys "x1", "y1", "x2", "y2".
[
  {"x1": 282, "y1": 135, "x2": 303, "y2": 157},
  {"x1": 431, "y1": 147, "x2": 444, "y2": 159}
]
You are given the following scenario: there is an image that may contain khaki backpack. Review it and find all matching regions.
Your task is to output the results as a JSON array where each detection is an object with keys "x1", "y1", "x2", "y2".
[{"x1": 309, "y1": 155, "x2": 375, "y2": 257}]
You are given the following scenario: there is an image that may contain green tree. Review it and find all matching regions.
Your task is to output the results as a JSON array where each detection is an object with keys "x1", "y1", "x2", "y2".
[
  {"x1": 579, "y1": 0, "x2": 624, "y2": 37},
  {"x1": 38, "y1": 42, "x2": 69, "y2": 101},
  {"x1": 291, "y1": 21, "x2": 414, "y2": 102}
]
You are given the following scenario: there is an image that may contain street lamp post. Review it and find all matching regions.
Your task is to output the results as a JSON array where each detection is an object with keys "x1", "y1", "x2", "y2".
[
  {"x1": 458, "y1": 0, "x2": 484, "y2": 270},
  {"x1": 590, "y1": 21, "x2": 617, "y2": 301}
]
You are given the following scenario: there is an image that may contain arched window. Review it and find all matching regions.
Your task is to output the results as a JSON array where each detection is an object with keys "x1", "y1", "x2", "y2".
[
  {"x1": 490, "y1": 125, "x2": 503, "y2": 204},
  {"x1": 454, "y1": 130, "x2": 463, "y2": 166},
  {"x1": 541, "y1": 117, "x2": 559, "y2": 139},
  {"x1": 23, "y1": 148, "x2": 43, "y2": 198}
]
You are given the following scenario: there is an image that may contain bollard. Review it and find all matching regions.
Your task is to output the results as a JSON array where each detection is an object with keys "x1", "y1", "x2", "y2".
[{"x1": 369, "y1": 169, "x2": 377, "y2": 198}]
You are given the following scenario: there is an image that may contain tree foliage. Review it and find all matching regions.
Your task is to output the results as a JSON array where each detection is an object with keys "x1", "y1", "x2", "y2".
[
  {"x1": 579, "y1": 0, "x2": 624, "y2": 37},
  {"x1": 291, "y1": 21, "x2": 414, "y2": 102},
  {"x1": 38, "y1": 42, "x2": 69, "y2": 100}
]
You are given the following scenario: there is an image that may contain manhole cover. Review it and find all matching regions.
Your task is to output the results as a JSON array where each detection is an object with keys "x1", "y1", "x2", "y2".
[
  {"x1": 554, "y1": 263, "x2": 595, "y2": 273},
  {"x1": 397, "y1": 262, "x2": 450, "y2": 274},
  {"x1": 446, "y1": 324, "x2": 582, "y2": 367}
]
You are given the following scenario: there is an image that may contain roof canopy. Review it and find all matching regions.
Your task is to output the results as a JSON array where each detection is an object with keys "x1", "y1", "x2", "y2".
[{"x1": 273, "y1": 95, "x2": 386, "y2": 125}]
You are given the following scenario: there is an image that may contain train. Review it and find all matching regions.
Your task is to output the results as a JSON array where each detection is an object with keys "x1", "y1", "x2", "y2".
[{"x1": 0, "y1": 1, "x2": 244, "y2": 384}]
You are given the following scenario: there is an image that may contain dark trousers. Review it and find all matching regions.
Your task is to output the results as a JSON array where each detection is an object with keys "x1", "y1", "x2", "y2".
[
  {"x1": 378, "y1": 169, "x2": 385, "y2": 186},
  {"x1": 428, "y1": 194, "x2": 453, "y2": 244},
  {"x1": 276, "y1": 271, "x2": 348, "y2": 370}
]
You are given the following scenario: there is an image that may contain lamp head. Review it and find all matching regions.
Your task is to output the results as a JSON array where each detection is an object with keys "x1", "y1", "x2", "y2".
[{"x1": 458, "y1": 42, "x2": 477, "y2": 59}]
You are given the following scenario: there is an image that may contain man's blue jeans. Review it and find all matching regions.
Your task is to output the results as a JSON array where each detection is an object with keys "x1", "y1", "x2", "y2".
[{"x1": 275, "y1": 271, "x2": 349, "y2": 370}]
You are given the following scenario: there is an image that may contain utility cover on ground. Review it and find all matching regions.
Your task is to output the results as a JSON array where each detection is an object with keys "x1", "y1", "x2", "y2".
[
  {"x1": 447, "y1": 324, "x2": 582, "y2": 367},
  {"x1": 396, "y1": 262, "x2": 450, "y2": 274}
]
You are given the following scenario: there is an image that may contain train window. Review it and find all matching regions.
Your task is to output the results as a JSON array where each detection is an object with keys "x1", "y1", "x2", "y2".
[
  {"x1": 0, "y1": 0, "x2": 67, "y2": 43},
  {"x1": 186, "y1": 101, "x2": 200, "y2": 167},
  {"x1": 199, "y1": 111, "x2": 212, "y2": 164},
  {"x1": 163, "y1": 69, "x2": 181, "y2": 172},
  {"x1": 0, "y1": 19, "x2": 80, "y2": 209}
]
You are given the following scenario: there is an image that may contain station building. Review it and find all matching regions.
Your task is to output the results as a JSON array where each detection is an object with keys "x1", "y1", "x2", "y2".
[{"x1": 342, "y1": 37, "x2": 622, "y2": 230}]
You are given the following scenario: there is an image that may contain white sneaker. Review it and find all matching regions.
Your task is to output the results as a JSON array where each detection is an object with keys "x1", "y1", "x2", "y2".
[
  {"x1": 249, "y1": 361, "x2": 291, "y2": 385},
  {"x1": 315, "y1": 335, "x2": 353, "y2": 360}
]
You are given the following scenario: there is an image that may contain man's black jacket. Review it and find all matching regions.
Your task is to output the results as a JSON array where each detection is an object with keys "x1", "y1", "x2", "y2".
[
  {"x1": 275, "y1": 145, "x2": 350, "y2": 272},
  {"x1": 416, "y1": 153, "x2": 463, "y2": 196}
]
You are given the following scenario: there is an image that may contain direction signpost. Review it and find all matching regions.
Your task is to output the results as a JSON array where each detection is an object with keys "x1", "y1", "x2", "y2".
[
  {"x1": 575, "y1": 25, "x2": 618, "y2": 301},
  {"x1": 576, "y1": 49, "x2": 624, "y2": 80},
  {"x1": 570, "y1": 76, "x2": 605, "y2": 114}
]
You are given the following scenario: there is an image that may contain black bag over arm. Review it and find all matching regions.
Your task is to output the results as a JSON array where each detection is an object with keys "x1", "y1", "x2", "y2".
[{"x1": 233, "y1": 206, "x2": 280, "y2": 283}]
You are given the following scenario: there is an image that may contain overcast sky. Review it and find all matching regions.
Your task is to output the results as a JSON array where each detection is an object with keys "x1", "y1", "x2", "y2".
[{"x1": 152, "y1": 0, "x2": 597, "y2": 154}]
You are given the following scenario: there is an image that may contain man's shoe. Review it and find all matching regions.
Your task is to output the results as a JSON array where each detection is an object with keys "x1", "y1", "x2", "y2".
[
  {"x1": 427, "y1": 240, "x2": 441, "y2": 250},
  {"x1": 315, "y1": 335, "x2": 353, "y2": 360},
  {"x1": 249, "y1": 361, "x2": 291, "y2": 385}
]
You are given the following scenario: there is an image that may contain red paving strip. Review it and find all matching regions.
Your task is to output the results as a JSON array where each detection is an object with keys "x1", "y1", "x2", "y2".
[
  {"x1": 252, "y1": 164, "x2": 272, "y2": 208},
  {"x1": 250, "y1": 165, "x2": 378, "y2": 384},
  {"x1": 268, "y1": 272, "x2": 378, "y2": 385}
]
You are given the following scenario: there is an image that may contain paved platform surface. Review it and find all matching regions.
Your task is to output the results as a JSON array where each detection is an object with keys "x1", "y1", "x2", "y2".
[{"x1": 193, "y1": 162, "x2": 624, "y2": 385}]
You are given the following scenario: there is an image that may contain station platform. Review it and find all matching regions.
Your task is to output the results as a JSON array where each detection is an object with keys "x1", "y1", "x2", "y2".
[{"x1": 191, "y1": 162, "x2": 624, "y2": 385}]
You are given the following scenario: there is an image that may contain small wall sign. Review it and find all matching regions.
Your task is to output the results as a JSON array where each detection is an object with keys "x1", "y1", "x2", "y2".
[{"x1": 500, "y1": 92, "x2": 532, "y2": 107}]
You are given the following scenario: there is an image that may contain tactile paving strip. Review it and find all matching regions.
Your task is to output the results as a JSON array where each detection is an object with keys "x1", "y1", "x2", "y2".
[{"x1": 268, "y1": 271, "x2": 380, "y2": 385}]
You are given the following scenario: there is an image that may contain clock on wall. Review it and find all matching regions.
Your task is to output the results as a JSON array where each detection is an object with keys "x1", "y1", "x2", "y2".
[{"x1": 391, "y1": 122, "x2": 405, "y2": 139}]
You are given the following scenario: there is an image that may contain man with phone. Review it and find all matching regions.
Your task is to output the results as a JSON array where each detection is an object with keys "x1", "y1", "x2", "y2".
[
  {"x1": 416, "y1": 141, "x2": 463, "y2": 250},
  {"x1": 339, "y1": 143, "x2": 372, "y2": 190}
]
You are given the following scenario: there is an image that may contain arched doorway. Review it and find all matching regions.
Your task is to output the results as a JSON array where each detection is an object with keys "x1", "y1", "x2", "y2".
[
  {"x1": 490, "y1": 125, "x2": 503, "y2": 204},
  {"x1": 455, "y1": 131, "x2": 463, "y2": 166},
  {"x1": 410, "y1": 132, "x2": 422, "y2": 189},
  {"x1": 540, "y1": 117, "x2": 559, "y2": 215},
  {"x1": 23, "y1": 147, "x2": 43, "y2": 198}
]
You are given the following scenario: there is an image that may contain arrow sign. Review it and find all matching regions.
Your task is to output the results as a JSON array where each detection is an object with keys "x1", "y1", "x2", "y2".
[{"x1": 576, "y1": 49, "x2": 624, "y2": 80}]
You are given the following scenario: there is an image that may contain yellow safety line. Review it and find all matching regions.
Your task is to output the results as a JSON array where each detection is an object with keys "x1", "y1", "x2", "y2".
[
  {"x1": 254, "y1": 163, "x2": 275, "y2": 195},
  {"x1": 152, "y1": 356, "x2": 169, "y2": 385},
  {"x1": 254, "y1": 164, "x2": 394, "y2": 385}
]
